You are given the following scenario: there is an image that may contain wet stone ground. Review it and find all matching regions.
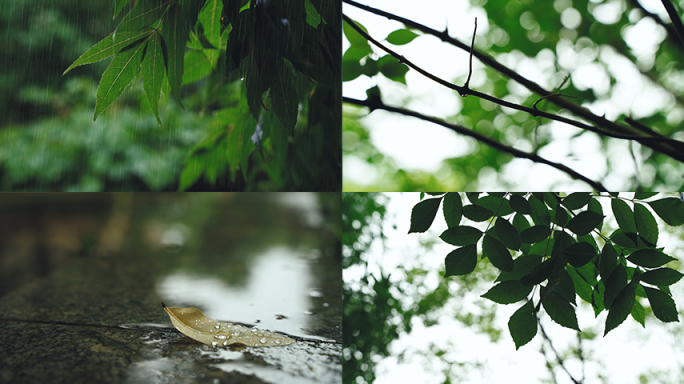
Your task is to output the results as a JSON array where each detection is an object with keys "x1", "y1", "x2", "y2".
[{"x1": 0, "y1": 193, "x2": 341, "y2": 384}]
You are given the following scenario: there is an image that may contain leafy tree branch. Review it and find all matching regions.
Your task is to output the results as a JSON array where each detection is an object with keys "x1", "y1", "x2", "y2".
[{"x1": 409, "y1": 192, "x2": 684, "y2": 349}]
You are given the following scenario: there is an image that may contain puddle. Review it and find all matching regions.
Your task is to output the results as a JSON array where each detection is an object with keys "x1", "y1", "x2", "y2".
[{"x1": 156, "y1": 247, "x2": 329, "y2": 339}]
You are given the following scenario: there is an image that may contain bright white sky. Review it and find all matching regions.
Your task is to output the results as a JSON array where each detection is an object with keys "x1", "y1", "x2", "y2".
[
  {"x1": 342, "y1": 0, "x2": 683, "y2": 190},
  {"x1": 344, "y1": 193, "x2": 684, "y2": 384}
]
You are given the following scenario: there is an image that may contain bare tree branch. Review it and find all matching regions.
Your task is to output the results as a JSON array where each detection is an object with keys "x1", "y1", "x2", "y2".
[
  {"x1": 462, "y1": 18, "x2": 477, "y2": 93},
  {"x1": 342, "y1": 0, "x2": 684, "y2": 162},
  {"x1": 344, "y1": 96, "x2": 609, "y2": 191},
  {"x1": 661, "y1": 0, "x2": 684, "y2": 47},
  {"x1": 537, "y1": 318, "x2": 582, "y2": 384}
]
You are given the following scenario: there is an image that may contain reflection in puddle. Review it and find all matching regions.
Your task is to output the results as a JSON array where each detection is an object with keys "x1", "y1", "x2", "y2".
[{"x1": 156, "y1": 247, "x2": 325, "y2": 339}]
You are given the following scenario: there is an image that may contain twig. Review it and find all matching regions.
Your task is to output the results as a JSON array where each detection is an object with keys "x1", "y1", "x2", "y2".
[
  {"x1": 344, "y1": 96, "x2": 609, "y2": 192},
  {"x1": 537, "y1": 318, "x2": 582, "y2": 384},
  {"x1": 342, "y1": 14, "x2": 681, "y2": 148},
  {"x1": 342, "y1": 0, "x2": 684, "y2": 163},
  {"x1": 462, "y1": 18, "x2": 477, "y2": 94},
  {"x1": 661, "y1": 0, "x2": 684, "y2": 47},
  {"x1": 533, "y1": 94, "x2": 578, "y2": 110}
]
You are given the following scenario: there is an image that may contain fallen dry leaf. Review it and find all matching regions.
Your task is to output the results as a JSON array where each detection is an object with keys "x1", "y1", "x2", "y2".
[{"x1": 162, "y1": 302, "x2": 294, "y2": 347}]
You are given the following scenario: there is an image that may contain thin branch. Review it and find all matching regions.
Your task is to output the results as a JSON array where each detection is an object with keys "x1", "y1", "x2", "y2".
[
  {"x1": 661, "y1": 0, "x2": 684, "y2": 47},
  {"x1": 342, "y1": 0, "x2": 684, "y2": 163},
  {"x1": 342, "y1": 14, "x2": 683, "y2": 151},
  {"x1": 344, "y1": 96, "x2": 609, "y2": 191},
  {"x1": 538, "y1": 318, "x2": 582, "y2": 384},
  {"x1": 533, "y1": 94, "x2": 577, "y2": 110},
  {"x1": 463, "y1": 18, "x2": 477, "y2": 93}
]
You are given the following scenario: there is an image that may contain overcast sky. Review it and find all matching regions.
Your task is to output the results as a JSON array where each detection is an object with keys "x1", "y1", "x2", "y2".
[{"x1": 345, "y1": 193, "x2": 684, "y2": 384}]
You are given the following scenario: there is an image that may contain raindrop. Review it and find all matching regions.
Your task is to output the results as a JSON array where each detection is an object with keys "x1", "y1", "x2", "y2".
[
  {"x1": 211, "y1": 342, "x2": 218, "y2": 347},
  {"x1": 216, "y1": 335, "x2": 227, "y2": 339},
  {"x1": 223, "y1": 341, "x2": 228, "y2": 346},
  {"x1": 308, "y1": 289, "x2": 323, "y2": 298},
  {"x1": 323, "y1": 302, "x2": 330, "y2": 307},
  {"x1": 260, "y1": 338, "x2": 266, "y2": 344},
  {"x1": 275, "y1": 340, "x2": 280, "y2": 345},
  {"x1": 303, "y1": 310, "x2": 314, "y2": 316},
  {"x1": 215, "y1": 324, "x2": 220, "y2": 329}
]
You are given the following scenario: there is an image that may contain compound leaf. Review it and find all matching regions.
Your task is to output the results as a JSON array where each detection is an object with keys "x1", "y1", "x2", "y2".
[{"x1": 63, "y1": 29, "x2": 154, "y2": 75}]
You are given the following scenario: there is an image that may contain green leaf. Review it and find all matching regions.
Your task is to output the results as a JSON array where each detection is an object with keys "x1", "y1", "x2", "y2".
[
  {"x1": 343, "y1": 18, "x2": 371, "y2": 47},
  {"x1": 648, "y1": 197, "x2": 684, "y2": 226},
  {"x1": 116, "y1": 0, "x2": 169, "y2": 33},
  {"x1": 603, "y1": 263, "x2": 627, "y2": 310},
  {"x1": 611, "y1": 198, "x2": 637, "y2": 234},
  {"x1": 409, "y1": 197, "x2": 443, "y2": 233},
  {"x1": 304, "y1": 0, "x2": 322, "y2": 28},
  {"x1": 564, "y1": 242, "x2": 596, "y2": 268},
  {"x1": 114, "y1": 0, "x2": 132, "y2": 19},
  {"x1": 643, "y1": 286, "x2": 679, "y2": 323},
  {"x1": 634, "y1": 203, "x2": 658, "y2": 246},
  {"x1": 627, "y1": 249, "x2": 677, "y2": 268},
  {"x1": 510, "y1": 194, "x2": 532, "y2": 214},
  {"x1": 521, "y1": 256, "x2": 556, "y2": 286},
  {"x1": 553, "y1": 268, "x2": 576, "y2": 305},
  {"x1": 483, "y1": 234, "x2": 514, "y2": 272},
  {"x1": 640, "y1": 268, "x2": 684, "y2": 286},
  {"x1": 379, "y1": 59, "x2": 409, "y2": 84},
  {"x1": 443, "y1": 192, "x2": 463, "y2": 228},
  {"x1": 528, "y1": 195, "x2": 550, "y2": 226},
  {"x1": 94, "y1": 39, "x2": 147, "y2": 120},
  {"x1": 604, "y1": 282, "x2": 636, "y2": 335},
  {"x1": 462, "y1": 204, "x2": 494, "y2": 222},
  {"x1": 561, "y1": 192, "x2": 591, "y2": 210},
  {"x1": 386, "y1": 28, "x2": 419, "y2": 45},
  {"x1": 495, "y1": 217, "x2": 521, "y2": 251},
  {"x1": 599, "y1": 243, "x2": 618, "y2": 282},
  {"x1": 553, "y1": 207, "x2": 568, "y2": 227},
  {"x1": 631, "y1": 299, "x2": 645, "y2": 327},
  {"x1": 199, "y1": 0, "x2": 224, "y2": 66},
  {"x1": 566, "y1": 211, "x2": 603, "y2": 236},
  {"x1": 63, "y1": 29, "x2": 154, "y2": 75},
  {"x1": 182, "y1": 49, "x2": 212, "y2": 84},
  {"x1": 272, "y1": 64, "x2": 299, "y2": 133},
  {"x1": 444, "y1": 244, "x2": 478, "y2": 277},
  {"x1": 161, "y1": 0, "x2": 196, "y2": 108},
  {"x1": 519, "y1": 225, "x2": 551, "y2": 244},
  {"x1": 476, "y1": 196, "x2": 514, "y2": 216},
  {"x1": 178, "y1": 154, "x2": 205, "y2": 191},
  {"x1": 440, "y1": 226, "x2": 483, "y2": 246},
  {"x1": 497, "y1": 254, "x2": 542, "y2": 282},
  {"x1": 508, "y1": 300, "x2": 537, "y2": 349},
  {"x1": 635, "y1": 192, "x2": 659, "y2": 200},
  {"x1": 567, "y1": 265, "x2": 593, "y2": 304},
  {"x1": 542, "y1": 290, "x2": 580, "y2": 330},
  {"x1": 142, "y1": 32, "x2": 165, "y2": 126},
  {"x1": 610, "y1": 229, "x2": 638, "y2": 249},
  {"x1": 482, "y1": 280, "x2": 532, "y2": 304}
]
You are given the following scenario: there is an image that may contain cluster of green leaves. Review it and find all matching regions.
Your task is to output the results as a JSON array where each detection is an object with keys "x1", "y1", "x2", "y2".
[
  {"x1": 63, "y1": 0, "x2": 340, "y2": 191},
  {"x1": 342, "y1": 18, "x2": 412, "y2": 84},
  {"x1": 410, "y1": 192, "x2": 684, "y2": 349}
]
